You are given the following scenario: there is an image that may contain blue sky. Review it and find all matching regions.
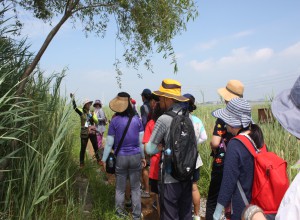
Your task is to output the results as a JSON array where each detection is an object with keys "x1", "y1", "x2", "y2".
[{"x1": 9, "y1": 0, "x2": 300, "y2": 106}]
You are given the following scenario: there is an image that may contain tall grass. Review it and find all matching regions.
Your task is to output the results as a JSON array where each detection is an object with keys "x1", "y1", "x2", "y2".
[{"x1": 0, "y1": 9, "x2": 80, "y2": 219}]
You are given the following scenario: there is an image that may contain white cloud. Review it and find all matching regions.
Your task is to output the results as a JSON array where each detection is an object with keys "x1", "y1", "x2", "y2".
[
  {"x1": 254, "y1": 48, "x2": 274, "y2": 59},
  {"x1": 189, "y1": 46, "x2": 274, "y2": 71},
  {"x1": 193, "y1": 30, "x2": 253, "y2": 52},
  {"x1": 189, "y1": 59, "x2": 213, "y2": 71},
  {"x1": 281, "y1": 41, "x2": 300, "y2": 56},
  {"x1": 232, "y1": 30, "x2": 254, "y2": 38}
]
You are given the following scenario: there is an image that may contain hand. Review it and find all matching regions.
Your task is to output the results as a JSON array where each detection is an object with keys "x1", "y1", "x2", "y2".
[
  {"x1": 213, "y1": 203, "x2": 224, "y2": 220},
  {"x1": 141, "y1": 158, "x2": 147, "y2": 168}
]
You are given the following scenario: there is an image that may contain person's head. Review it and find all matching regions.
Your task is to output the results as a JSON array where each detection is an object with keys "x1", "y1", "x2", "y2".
[
  {"x1": 218, "y1": 80, "x2": 244, "y2": 102},
  {"x1": 271, "y1": 76, "x2": 300, "y2": 140},
  {"x1": 152, "y1": 100, "x2": 163, "y2": 122},
  {"x1": 149, "y1": 93, "x2": 160, "y2": 110},
  {"x1": 153, "y1": 78, "x2": 189, "y2": 112},
  {"x1": 109, "y1": 92, "x2": 134, "y2": 117},
  {"x1": 83, "y1": 99, "x2": 93, "y2": 111},
  {"x1": 183, "y1": 93, "x2": 197, "y2": 113},
  {"x1": 93, "y1": 100, "x2": 102, "y2": 108},
  {"x1": 212, "y1": 98, "x2": 264, "y2": 148},
  {"x1": 141, "y1": 88, "x2": 152, "y2": 102}
]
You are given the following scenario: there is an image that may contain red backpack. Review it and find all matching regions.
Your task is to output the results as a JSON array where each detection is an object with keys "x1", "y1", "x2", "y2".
[{"x1": 235, "y1": 134, "x2": 289, "y2": 214}]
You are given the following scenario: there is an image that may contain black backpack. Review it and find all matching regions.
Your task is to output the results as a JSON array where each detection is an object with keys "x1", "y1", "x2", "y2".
[{"x1": 165, "y1": 108, "x2": 198, "y2": 181}]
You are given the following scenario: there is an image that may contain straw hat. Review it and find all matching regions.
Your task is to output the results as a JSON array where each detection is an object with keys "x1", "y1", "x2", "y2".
[
  {"x1": 109, "y1": 92, "x2": 130, "y2": 113},
  {"x1": 83, "y1": 99, "x2": 93, "y2": 107},
  {"x1": 153, "y1": 79, "x2": 189, "y2": 102},
  {"x1": 271, "y1": 76, "x2": 300, "y2": 139},
  {"x1": 218, "y1": 80, "x2": 244, "y2": 102},
  {"x1": 212, "y1": 98, "x2": 254, "y2": 128}
]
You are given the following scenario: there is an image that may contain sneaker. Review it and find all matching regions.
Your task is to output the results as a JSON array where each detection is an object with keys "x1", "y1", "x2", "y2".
[
  {"x1": 141, "y1": 190, "x2": 151, "y2": 198},
  {"x1": 115, "y1": 210, "x2": 129, "y2": 218},
  {"x1": 152, "y1": 201, "x2": 157, "y2": 210}
]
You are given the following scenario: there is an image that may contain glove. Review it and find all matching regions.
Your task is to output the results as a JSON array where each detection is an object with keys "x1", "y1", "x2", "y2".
[{"x1": 213, "y1": 203, "x2": 224, "y2": 220}]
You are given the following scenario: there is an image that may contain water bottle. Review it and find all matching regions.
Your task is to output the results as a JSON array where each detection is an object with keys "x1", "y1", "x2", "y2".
[
  {"x1": 108, "y1": 157, "x2": 114, "y2": 168},
  {"x1": 164, "y1": 148, "x2": 172, "y2": 174}
]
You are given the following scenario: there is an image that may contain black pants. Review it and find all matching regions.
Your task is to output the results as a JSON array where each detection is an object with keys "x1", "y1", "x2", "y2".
[
  {"x1": 159, "y1": 181, "x2": 193, "y2": 220},
  {"x1": 205, "y1": 166, "x2": 224, "y2": 220},
  {"x1": 80, "y1": 134, "x2": 100, "y2": 165}
]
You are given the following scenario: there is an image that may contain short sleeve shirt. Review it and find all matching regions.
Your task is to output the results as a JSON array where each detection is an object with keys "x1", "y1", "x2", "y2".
[
  {"x1": 143, "y1": 119, "x2": 155, "y2": 144},
  {"x1": 212, "y1": 118, "x2": 234, "y2": 166},
  {"x1": 143, "y1": 119, "x2": 161, "y2": 180},
  {"x1": 108, "y1": 115, "x2": 143, "y2": 156}
]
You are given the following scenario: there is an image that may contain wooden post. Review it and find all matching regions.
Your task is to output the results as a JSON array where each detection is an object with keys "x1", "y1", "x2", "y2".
[{"x1": 258, "y1": 108, "x2": 273, "y2": 123}]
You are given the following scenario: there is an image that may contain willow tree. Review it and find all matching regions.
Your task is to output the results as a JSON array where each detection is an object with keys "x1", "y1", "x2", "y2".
[{"x1": 6, "y1": 0, "x2": 197, "y2": 93}]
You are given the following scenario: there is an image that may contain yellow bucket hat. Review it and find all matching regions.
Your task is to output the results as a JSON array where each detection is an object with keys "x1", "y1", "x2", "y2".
[{"x1": 153, "y1": 79, "x2": 189, "y2": 102}]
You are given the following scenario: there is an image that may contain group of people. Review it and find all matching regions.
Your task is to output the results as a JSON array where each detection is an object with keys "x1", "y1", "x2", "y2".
[{"x1": 71, "y1": 76, "x2": 300, "y2": 220}]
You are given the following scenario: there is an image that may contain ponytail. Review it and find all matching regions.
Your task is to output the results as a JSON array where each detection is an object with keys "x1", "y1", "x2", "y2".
[{"x1": 248, "y1": 124, "x2": 264, "y2": 149}]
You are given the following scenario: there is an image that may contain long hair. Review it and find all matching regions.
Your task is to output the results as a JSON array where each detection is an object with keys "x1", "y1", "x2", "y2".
[
  {"x1": 248, "y1": 123, "x2": 264, "y2": 149},
  {"x1": 115, "y1": 92, "x2": 135, "y2": 117}
]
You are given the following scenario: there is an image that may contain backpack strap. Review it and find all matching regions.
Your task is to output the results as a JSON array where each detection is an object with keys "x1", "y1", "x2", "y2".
[
  {"x1": 114, "y1": 116, "x2": 133, "y2": 156},
  {"x1": 164, "y1": 107, "x2": 188, "y2": 118},
  {"x1": 144, "y1": 104, "x2": 150, "y2": 115},
  {"x1": 237, "y1": 180, "x2": 250, "y2": 206},
  {"x1": 164, "y1": 110, "x2": 177, "y2": 118},
  {"x1": 234, "y1": 134, "x2": 267, "y2": 157}
]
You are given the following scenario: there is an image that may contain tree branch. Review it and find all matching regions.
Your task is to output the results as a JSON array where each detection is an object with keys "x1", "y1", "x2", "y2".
[
  {"x1": 72, "y1": 2, "x2": 116, "y2": 14},
  {"x1": 16, "y1": 12, "x2": 71, "y2": 97},
  {"x1": 64, "y1": 0, "x2": 71, "y2": 14}
]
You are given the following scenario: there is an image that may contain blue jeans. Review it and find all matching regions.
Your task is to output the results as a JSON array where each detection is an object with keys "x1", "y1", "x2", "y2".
[{"x1": 115, "y1": 154, "x2": 142, "y2": 220}]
